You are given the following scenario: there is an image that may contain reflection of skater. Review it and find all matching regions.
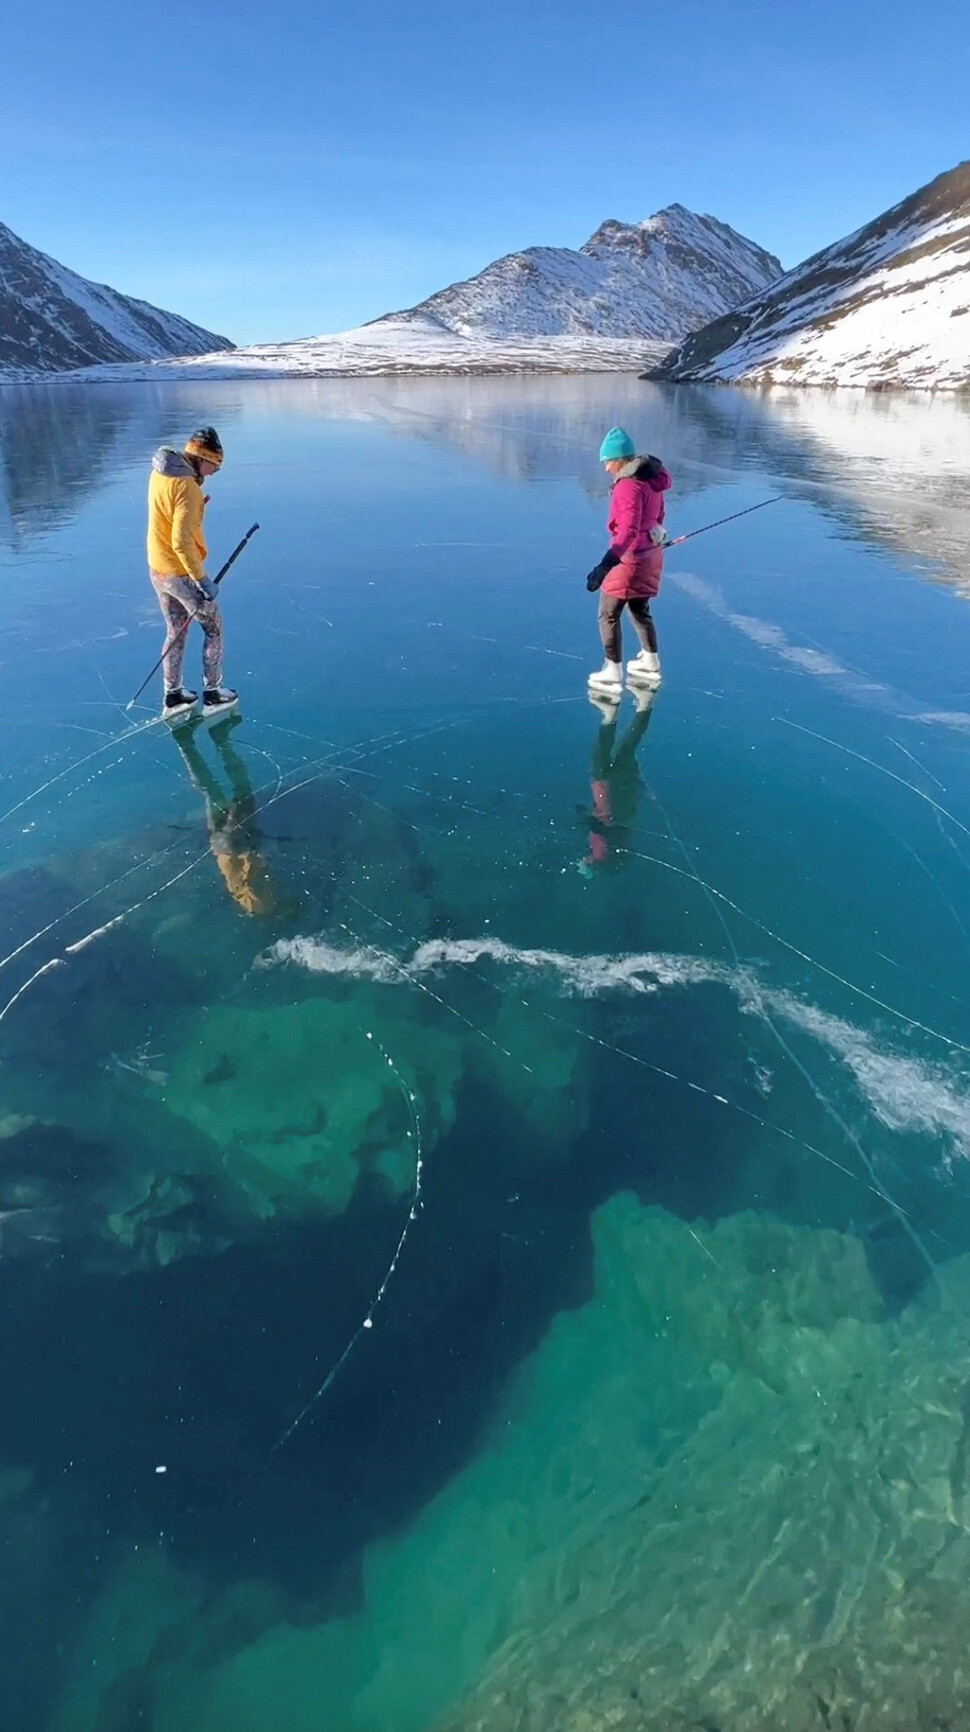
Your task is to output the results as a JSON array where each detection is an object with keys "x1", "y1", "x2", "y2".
[
  {"x1": 171, "y1": 717, "x2": 276, "y2": 915},
  {"x1": 147, "y1": 426, "x2": 238, "y2": 719},
  {"x1": 579, "y1": 686, "x2": 657, "y2": 875},
  {"x1": 586, "y1": 427, "x2": 671, "y2": 698}
]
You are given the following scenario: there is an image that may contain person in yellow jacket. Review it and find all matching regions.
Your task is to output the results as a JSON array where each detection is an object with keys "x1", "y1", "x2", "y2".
[{"x1": 147, "y1": 426, "x2": 237, "y2": 718}]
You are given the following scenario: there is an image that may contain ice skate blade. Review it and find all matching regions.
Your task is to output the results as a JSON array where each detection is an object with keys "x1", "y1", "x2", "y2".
[
  {"x1": 199, "y1": 697, "x2": 240, "y2": 723},
  {"x1": 163, "y1": 702, "x2": 199, "y2": 728},
  {"x1": 626, "y1": 668, "x2": 662, "y2": 688}
]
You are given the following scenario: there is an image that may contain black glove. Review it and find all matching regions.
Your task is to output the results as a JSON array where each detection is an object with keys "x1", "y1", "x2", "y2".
[{"x1": 585, "y1": 550, "x2": 621, "y2": 592}]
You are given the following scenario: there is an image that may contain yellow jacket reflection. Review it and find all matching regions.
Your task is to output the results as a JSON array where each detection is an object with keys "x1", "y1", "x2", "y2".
[
  {"x1": 172, "y1": 717, "x2": 276, "y2": 916},
  {"x1": 211, "y1": 830, "x2": 276, "y2": 917}
]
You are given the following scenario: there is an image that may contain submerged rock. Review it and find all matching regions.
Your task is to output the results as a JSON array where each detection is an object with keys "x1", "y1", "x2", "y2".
[
  {"x1": 47, "y1": 1195, "x2": 970, "y2": 1731},
  {"x1": 436, "y1": 1205, "x2": 970, "y2": 1732},
  {"x1": 0, "y1": 1108, "x2": 38, "y2": 1141},
  {"x1": 143, "y1": 993, "x2": 466, "y2": 1229}
]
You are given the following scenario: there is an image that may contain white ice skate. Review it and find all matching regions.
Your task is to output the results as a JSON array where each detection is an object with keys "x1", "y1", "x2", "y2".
[
  {"x1": 201, "y1": 686, "x2": 239, "y2": 721},
  {"x1": 162, "y1": 688, "x2": 199, "y2": 726},
  {"x1": 587, "y1": 660, "x2": 623, "y2": 697},
  {"x1": 626, "y1": 651, "x2": 662, "y2": 687}
]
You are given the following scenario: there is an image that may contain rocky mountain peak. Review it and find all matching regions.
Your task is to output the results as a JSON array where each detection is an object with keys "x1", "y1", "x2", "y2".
[
  {"x1": 0, "y1": 220, "x2": 233, "y2": 376},
  {"x1": 372, "y1": 205, "x2": 781, "y2": 345}
]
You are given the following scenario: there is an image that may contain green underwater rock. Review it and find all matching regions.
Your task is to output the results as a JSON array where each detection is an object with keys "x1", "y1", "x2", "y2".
[
  {"x1": 436, "y1": 1205, "x2": 970, "y2": 1732},
  {"x1": 157, "y1": 994, "x2": 464, "y2": 1225},
  {"x1": 0, "y1": 935, "x2": 591, "y2": 1270},
  {"x1": 98, "y1": 951, "x2": 590, "y2": 1261},
  {"x1": 48, "y1": 1195, "x2": 970, "y2": 1732}
]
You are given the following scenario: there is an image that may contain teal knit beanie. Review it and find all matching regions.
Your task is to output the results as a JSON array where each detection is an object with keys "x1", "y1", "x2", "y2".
[{"x1": 598, "y1": 427, "x2": 636, "y2": 461}]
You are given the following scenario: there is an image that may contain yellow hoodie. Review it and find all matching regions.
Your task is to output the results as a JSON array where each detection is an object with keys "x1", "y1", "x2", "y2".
[{"x1": 147, "y1": 448, "x2": 208, "y2": 583}]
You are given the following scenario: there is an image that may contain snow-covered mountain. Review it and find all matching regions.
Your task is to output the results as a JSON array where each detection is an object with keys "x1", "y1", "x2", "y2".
[
  {"x1": 655, "y1": 162, "x2": 970, "y2": 390},
  {"x1": 23, "y1": 203, "x2": 778, "y2": 383},
  {"x1": 372, "y1": 205, "x2": 781, "y2": 342},
  {"x1": 0, "y1": 220, "x2": 232, "y2": 375}
]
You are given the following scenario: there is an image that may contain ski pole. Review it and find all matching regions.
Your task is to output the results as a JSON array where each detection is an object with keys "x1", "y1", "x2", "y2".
[
  {"x1": 126, "y1": 523, "x2": 260, "y2": 712},
  {"x1": 664, "y1": 495, "x2": 784, "y2": 549}
]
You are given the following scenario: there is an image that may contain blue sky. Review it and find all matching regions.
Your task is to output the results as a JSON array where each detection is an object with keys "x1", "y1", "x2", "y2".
[{"x1": 1, "y1": 0, "x2": 968, "y2": 345}]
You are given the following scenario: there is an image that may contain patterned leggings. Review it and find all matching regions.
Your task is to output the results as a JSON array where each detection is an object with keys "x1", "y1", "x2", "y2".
[{"x1": 151, "y1": 572, "x2": 224, "y2": 692}]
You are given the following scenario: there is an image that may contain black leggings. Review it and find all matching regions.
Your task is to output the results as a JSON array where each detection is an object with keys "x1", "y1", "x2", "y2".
[{"x1": 598, "y1": 594, "x2": 658, "y2": 661}]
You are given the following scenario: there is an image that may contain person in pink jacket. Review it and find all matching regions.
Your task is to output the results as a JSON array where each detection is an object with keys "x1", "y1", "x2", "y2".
[{"x1": 586, "y1": 426, "x2": 671, "y2": 696}]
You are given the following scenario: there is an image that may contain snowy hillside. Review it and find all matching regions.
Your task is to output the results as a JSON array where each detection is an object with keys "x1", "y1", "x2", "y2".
[
  {"x1": 0, "y1": 221, "x2": 232, "y2": 374},
  {"x1": 373, "y1": 205, "x2": 781, "y2": 341},
  {"x1": 52, "y1": 323, "x2": 672, "y2": 382},
  {"x1": 656, "y1": 162, "x2": 970, "y2": 389}
]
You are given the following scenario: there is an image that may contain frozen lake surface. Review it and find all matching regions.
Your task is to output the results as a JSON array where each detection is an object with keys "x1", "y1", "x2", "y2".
[{"x1": 4, "y1": 376, "x2": 970, "y2": 1730}]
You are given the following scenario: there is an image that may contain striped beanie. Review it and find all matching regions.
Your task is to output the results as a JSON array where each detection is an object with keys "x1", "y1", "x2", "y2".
[{"x1": 184, "y1": 427, "x2": 224, "y2": 468}]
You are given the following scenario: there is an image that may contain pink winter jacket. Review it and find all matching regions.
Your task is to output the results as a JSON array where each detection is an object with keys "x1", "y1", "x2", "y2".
[{"x1": 603, "y1": 455, "x2": 672, "y2": 599}]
